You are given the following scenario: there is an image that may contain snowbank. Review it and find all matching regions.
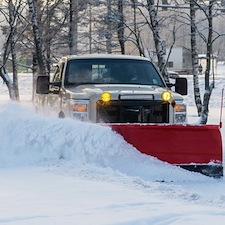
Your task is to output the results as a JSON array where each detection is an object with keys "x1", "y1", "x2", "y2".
[{"x1": 0, "y1": 102, "x2": 207, "y2": 182}]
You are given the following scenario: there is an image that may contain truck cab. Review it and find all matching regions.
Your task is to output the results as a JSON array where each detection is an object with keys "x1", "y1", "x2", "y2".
[{"x1": 36, "y1": 54, "x2": 187, "y2": 124}]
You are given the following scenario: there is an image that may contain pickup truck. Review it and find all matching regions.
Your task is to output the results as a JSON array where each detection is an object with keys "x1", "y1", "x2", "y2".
[{"x1": 35, "y1": 54, "x2": 187, "y2": 124}]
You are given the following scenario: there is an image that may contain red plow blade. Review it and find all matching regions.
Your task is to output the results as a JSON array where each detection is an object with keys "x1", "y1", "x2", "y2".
[{"x1": 111, "y1": 124, "x2": 223, "y2": 178}]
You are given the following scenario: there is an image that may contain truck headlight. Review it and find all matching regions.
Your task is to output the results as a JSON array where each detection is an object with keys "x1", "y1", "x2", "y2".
[
  {"x1": 69, "y1": 100, "x2": 89, "y2": 121},
  {"x1": 172, "y1": 100, "x2": 187, "y2": 123}
]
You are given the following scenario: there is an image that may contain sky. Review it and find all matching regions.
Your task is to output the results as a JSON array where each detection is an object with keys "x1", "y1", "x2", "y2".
[{"x1": 0, "y1": 64, "x2": 225, "y2": 224}]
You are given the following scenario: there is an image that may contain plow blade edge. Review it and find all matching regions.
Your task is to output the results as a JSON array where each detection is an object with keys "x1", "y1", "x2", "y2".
[{"x1": 111, "y1": 124, "x2": 223, "y2": 178}]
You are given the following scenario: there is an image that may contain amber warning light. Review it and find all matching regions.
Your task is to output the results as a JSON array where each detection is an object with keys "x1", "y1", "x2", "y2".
[{"x1": 101, "y1": 92, "x2": 111, "y2": 102}]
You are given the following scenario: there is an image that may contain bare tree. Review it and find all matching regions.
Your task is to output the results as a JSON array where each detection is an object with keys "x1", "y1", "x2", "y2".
[
  {"x1": 145, "y1": 0, "x2": 169, "y2": 82},
  {"x1": 128, "y1": 0, "x2": 145, "y2": 56},
  {"x1": 25, "y1": 0, "x2": 67, "y2": 74},
  {"x1": 182, "y1": 0, "x2": 224, "y2": 124},
  {"x1": 27, "y1": 0, "x2": 47, "y2": 77},
  {"x1": 0, "y1": 0, "x2": 27, "y2": 100},
  {"x1": 44, "y1": 0, "x2": 65, "y2": 72},
  {"x1": 198, "y1": 0, "x2": 215, "y2": 124}
]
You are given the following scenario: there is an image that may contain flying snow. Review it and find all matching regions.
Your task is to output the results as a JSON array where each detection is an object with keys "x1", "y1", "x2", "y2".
[{"x1": 0, "y1": 101, "x2": 207, "y2": 182}]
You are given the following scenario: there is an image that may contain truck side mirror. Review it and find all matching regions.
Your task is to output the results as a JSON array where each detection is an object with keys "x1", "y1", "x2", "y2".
[
  {"x1": 36, "y1": 76, "x2": 50, "y2": 94},
  {"x1": 175, "y1": 77, "x2": 187, "y2": 95}
]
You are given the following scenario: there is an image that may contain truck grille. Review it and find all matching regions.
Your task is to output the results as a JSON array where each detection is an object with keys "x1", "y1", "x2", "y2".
[{"x1": 96, "y1": 100, "x2": 169, "y2": 123}]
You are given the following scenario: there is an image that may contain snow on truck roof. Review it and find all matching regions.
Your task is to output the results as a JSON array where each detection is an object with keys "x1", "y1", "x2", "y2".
[{"x1": 62, "y1": 54, "x2": 150, "y2": 62}]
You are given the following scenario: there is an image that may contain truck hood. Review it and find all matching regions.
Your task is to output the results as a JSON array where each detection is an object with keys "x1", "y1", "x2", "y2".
[{"x1": 65, "y1": 84, "x2": 184, "y2": 101}]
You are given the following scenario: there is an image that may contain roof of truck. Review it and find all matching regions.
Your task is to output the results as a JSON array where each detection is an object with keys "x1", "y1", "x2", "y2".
[{"x1": 61, "y1": 54, "x2": 150, "y2": 62}]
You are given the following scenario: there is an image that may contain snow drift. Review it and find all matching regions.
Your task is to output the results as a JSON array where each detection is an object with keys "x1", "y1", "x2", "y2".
[{"x1": 0, "y1": 102, "x2": 208, "y2": 182}]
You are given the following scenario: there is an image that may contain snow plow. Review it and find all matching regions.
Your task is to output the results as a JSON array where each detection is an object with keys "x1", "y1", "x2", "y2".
[
  {"x1": 35, "y1": 54, "x2": 223, "y2": 178},
  {"x1": 111, "y1": 124, "x2": 223, "y2": 178}
]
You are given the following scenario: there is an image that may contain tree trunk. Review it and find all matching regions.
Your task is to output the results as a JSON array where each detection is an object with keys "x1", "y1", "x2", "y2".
[
  {"x1": 32, "y1": 52, "x2": 38, "y2": 101},
  {"x1": 0, "y1": 66, "x2": 16, "y2": 99},
  {"x1": 106, "y1": 0, "x2": 112, "y2": 54},
  {"x1": 146, "y1": 0, "x2": 169, "y2": 82},
  {"x1": 199, "y1": 1, "x2": 214, "y2": 124},
  {"x1": 10, "y1": 39, "x2": 20, "y2": 100},
  {"x1": 88, "y1": 3, "x2": 92, "y2": 54},
  {"x1": 9, "y1": 0, "x2": 19, "y2": 100},
  {"x1": 45, "y1": 0, "x2": 52, "y2": 74},
  {"x1": 69, "y1": 0, "x2": 78, "y2": 55},
  {"x1": 117, "y1": 0, "x2": 125, "y2": 54},
  {"x1": 199, "y1": 83, "x2": 213, "y2": 124},
  {"x1": 27, "y1": 0, "x2": 48, "y2": 77},
  {"x1": 27, "y1": 0, "x2": 48, "y2": 103},
  {"x1": 190, "y1": 0, "x2": 202, "y2": 116}
]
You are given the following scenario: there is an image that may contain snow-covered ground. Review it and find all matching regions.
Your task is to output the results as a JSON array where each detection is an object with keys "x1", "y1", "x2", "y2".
[{"x1": 0, "y1": 65, "x2": 225, "y2": 225}]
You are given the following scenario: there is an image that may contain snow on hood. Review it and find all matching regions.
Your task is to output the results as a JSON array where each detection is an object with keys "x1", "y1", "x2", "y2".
[{"x1": 0, "y1": 102, "x2": 208, "y2": 182}]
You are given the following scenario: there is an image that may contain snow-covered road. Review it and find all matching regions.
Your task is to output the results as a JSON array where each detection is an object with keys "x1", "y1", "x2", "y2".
[{"x1": 0, "y1": 165, "x2": 225, "y2": 225}]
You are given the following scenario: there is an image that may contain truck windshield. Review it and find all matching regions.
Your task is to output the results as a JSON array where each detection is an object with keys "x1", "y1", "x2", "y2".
[{"x1": 64, "y1": 58, "x2": 165, "y2": 87}]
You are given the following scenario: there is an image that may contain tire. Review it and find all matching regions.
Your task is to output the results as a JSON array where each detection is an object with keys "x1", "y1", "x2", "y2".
[{"x1": 58, "y1": 111, "x2": 65, "y2": 118}]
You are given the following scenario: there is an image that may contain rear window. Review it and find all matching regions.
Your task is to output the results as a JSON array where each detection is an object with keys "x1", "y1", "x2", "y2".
[{"x1": 64, "y1": 58, "x2": 165, "y2": 87}]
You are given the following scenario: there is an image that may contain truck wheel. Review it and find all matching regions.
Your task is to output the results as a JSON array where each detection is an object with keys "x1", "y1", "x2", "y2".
[{"x1": 59, "y1": 111, "x2": 65, "y2": 118}]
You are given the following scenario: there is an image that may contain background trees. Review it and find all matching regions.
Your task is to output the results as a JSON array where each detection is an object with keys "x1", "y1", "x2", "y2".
[
  {"x1": 0, "y1": 0, "x2": 225, "y2": 123},
  {"x1": 1, "y1": 1, "x2": 225, "y2": 66}
]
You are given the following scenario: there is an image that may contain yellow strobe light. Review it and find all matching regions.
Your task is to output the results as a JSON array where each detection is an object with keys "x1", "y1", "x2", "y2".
[
  {"x1": 161, "y1": 90, "x2": 172, "y2": 102},
  {"x1": 101, "y1": 92, "x2": 111, "y2": 102}
]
